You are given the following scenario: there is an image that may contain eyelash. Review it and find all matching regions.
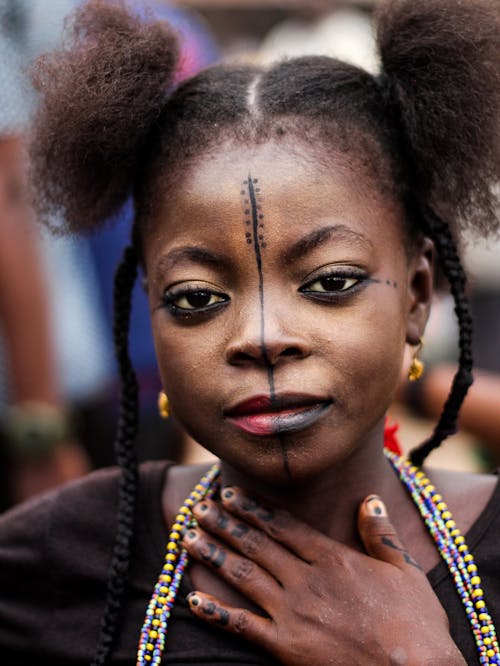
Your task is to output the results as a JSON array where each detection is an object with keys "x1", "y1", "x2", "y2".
[
  {"x1": 298, "y1": 269, "x2": 366, "y2": 301},
  {"x1": 162, "y1": 286, "x2": 229, "y2": 318}
]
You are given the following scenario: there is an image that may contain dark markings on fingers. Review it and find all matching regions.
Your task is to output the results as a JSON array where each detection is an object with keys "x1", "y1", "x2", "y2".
[
  {"x1": 256, "y1": 506, "x2": 275, "y2": 522},
  {"x1": 381, "y1": 536, "x2": 422, "y2": 570},
  {"x1": 216, "y1": 513, "x2": 230, "y2": 529},
  {"x1": 240, "y1": 496, "x2": 275, "y2": 523},
  {"x1": 231, "y1": 522, "x2": 250, "y2": 538},
  {"x1": 218, "y1": 609, "x2": 230, "y2": 626},
  {"x1": 199, "y1": 600, "x2": 230, "y2": 626},
  {"x1": 201, "y1": 542, "x2": 227, "y2": 568},
  {"x1": 403, "y1": 552, "x2": 423, "y2": 570}
]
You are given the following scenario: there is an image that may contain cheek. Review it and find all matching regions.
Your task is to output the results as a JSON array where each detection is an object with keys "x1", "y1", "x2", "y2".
[
  {"x1": 318, "y1": 291, "x2": 407, "y2": 405},
  {"x1": 152, "y1": 319, "x2": 221, "y2": 399}
]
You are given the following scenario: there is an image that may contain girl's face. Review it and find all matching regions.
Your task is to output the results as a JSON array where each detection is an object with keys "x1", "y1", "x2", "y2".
[{"x1": 143, "y1": 140, "x2": 432, "y2": 484}]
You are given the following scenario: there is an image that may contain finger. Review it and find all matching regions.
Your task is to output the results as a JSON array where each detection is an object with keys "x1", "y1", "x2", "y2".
[
  {"x1": 357, "y1": 495, "x2": 423, "y2": 572},
  {"x1": 193, "y1": 499, "x2": 297, "y2": 580},
  {"x1": 220, "y1": 486, "x2": 330, "y2": 563},
  {"x1": 182, "y1": 526, "x2": 282, "y2": 609},
  {"x1": 186, "y1": 591, "x2": 276, "y2": 651}
]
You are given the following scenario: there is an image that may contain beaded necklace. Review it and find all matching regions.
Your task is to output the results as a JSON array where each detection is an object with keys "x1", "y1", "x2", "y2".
[{"x1": 136, "y1": 452, "x2": 499, "y2": 665}]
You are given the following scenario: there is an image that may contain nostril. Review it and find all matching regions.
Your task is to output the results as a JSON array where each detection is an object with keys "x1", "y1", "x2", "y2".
[
  {"x1": 231, "y1": 350, "x2": 260, "y2": 365},
  {"x1": 281, "y1": 346, "x2": 302, "y2": 357}
]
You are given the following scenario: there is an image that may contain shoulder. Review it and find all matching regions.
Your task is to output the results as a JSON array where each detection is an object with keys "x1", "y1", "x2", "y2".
[
  {"x1": 0, "y1": 460, "x2": 171, "y2": 553},
  {"x1": 0, "y1": 461, "x2": 170, "y2": 657},
  {"x1": 427, "y1": 467, "x2": 500, "y2": 539}
]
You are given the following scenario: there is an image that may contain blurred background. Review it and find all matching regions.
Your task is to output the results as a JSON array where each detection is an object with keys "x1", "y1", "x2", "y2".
[{"x1": 1, "y1": 0, "x2": 499, "y2": 510}]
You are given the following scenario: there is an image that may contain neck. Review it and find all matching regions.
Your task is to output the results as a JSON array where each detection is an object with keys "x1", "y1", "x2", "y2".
[{"x1": 218, "y1": 430, "x2": 411, "y2": 552}]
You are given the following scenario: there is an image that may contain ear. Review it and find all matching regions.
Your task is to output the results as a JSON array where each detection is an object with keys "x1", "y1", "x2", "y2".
[{"x1": 405, "y1": 237, "x2": 434, "y2": 345}]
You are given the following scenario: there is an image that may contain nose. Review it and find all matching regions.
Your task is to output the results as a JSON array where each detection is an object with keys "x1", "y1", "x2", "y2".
[{"x1": 225, "y1": 301, "x2": 311, "y2": 367}]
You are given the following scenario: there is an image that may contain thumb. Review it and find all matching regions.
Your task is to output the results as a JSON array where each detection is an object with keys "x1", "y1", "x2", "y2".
[{"x1": 357, "y1": 495, "x2": 422, "y2": 571}]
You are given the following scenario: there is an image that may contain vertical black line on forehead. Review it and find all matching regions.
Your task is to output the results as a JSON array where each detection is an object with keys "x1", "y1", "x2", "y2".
[
  {"x1": 244, "y1": 174, "x2": 291, "y2": 479},
  {"x1": 247, "y1": 175, "x2": 268, "y2": 365}
]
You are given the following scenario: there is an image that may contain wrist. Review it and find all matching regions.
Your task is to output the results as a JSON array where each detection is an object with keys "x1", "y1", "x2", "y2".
[{"x1": 0, "y1": 402, "x2": 72, "y2": 459}]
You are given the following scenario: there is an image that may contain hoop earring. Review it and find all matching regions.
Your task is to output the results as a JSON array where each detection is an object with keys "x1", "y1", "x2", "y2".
[
  {"x1": 158, "y1": 391, "x2": 170, "y2": 419},
  {"x1": 408, "y1": 338, "x2": 425, "y2": 382}
]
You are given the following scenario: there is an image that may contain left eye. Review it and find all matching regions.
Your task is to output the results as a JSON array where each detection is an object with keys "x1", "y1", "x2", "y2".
[
  {"x1": 303, "y1": 275, "x2": 360, "y2": 293},
  {"x1": 172, "y1": 290, "x2": 225, "y2": 310}
]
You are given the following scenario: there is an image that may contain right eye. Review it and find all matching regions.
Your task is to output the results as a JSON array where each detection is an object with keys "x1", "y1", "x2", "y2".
[{"x1": 162, "y1": 287, "x2": 229, "y2": 315}]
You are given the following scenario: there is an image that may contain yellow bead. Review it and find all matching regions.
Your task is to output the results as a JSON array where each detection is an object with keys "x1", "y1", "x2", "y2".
[
  {"x1": 166, "y1": 563, "x2": 174, "y2": 571},
  {"x1": 484, "y1": 637, "x2": 492, "y2": 646},
  {"x1": 160, "y1": 574, "x2": 172, "y2": 583},
  {"x1": 160, "y1": 587, "x2": 168, "y2": 594},
  {"x1": 476, "y1": 600, "x2": 486, "y2": 609},
  {"x1": 473, "y1": 588, "x2": 484, "y2": 599},
  {"x1": 454, "y1": 535, "x2": 464, "y2": 544},
  {"x1": 426, "y1": 484, "x2": 435, "y2": 492},
  {"x1": 152, "y1": 619, "x2": 160, "y2": 627},
  {"x1": 166, "y1": 554, "x2": 176, "y2": 562},
  {"x1": 450, "y1": 529, "x2": 460, "y2": 537},
  {"x1": 167, "y1": 541, "x2": 178, "y2": 550},
  {"x1": 433, "y1": 493, "x2": 442, "y2": 502},
  {"x1": 416, "y1": 471, "x2": 425, "y2": 479},
  {"x1": 471, "y1": 576, "x2": 481, "y2": 586},
  {"x1": 146, "y1": 643, "x2": 154, "y2": 651},
  {"x1": 145, "y1": 656, "x2": 152, "y2": 662},
  {"x1": 445, "y1": 519, "x2": 456, "y2": 529},
  {"x1": 180, "y1": 506, "x2": 190, "y2": 515},
  {"x1": 487, "y1": 650, "x2": 495, "y2": 658},
  {"x1": 479, "y1": 613, "x2": 490, "y2": 621},
  {"x1": 157, "y1": 596, "x2": 166, "y2": 604},
  {"x1": 442, "y1": 511, "x2": 452, "y2": 520},
  {"x1": 172, "y1": 523, "x2": 182, "y2": 532},
  {"x1": 467, "y1": 564, "x2": 478, "y2": 573},
  {"x1": 155, "y1": 608, "x2": 162, "y2": 615},
  {"x1": 437, "y1": 502, "x2": 447, "y2": 511},
  {"x1": 171, "y1": 531, "x2": 180, "y2": 540},
  {"x1": 458, "y1": 544, "x2": 468, "y2": 553},
  {"x1": 464, "y1": 554, "x2": 473, "y2": 562},
  {"x1": 481, "y1": 624, "x2": 490, "y2": 633},
  {"x1": 185, "y1": 498, "x2": 194, "y2": 506},
  {"x1": 195, "y1": 483, "x2": 205, "y2": 491},
  {"x1": 150, "y1": 631, "x2": 158, "y2": 639}
]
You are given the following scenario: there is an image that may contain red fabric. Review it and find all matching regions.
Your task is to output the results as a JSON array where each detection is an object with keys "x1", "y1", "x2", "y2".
[{"x1": 384, "y1": 419, "x2": 402, "y2": 456}]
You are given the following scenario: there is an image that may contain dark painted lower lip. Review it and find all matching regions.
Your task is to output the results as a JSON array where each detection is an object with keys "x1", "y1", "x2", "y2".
[{"x1": 226, "y1": 402, "x2": 332, "y2": 437}]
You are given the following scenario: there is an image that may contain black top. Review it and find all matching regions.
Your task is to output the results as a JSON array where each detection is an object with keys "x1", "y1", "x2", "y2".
[{"x1": 0, "y1": 462, "x2": 499, "y2": 665}]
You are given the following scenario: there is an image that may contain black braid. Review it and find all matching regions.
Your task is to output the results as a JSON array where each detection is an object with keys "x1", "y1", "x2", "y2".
[
  {"x1": 409, "y1": 207, "x2": 474, "y2": 466},
  {"x1": 92, "y1": 245, "x2": 139, "y2": 666}
]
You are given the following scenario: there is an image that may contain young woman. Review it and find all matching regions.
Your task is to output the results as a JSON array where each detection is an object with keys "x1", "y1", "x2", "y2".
[{"x1": 0, "y1": 0, "x2": 499, "y2": 664}]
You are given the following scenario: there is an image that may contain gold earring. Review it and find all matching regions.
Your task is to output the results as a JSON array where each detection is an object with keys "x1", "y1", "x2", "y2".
[
  {"x1": 408, "y1": 338, "x2": 425, "y2": 381},
  {"x1": 158, "y1": 391, "x2": 170, "y2": 419}
]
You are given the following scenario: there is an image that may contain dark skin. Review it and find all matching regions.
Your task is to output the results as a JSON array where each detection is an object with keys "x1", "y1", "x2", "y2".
[{"x1": 144, "y1": 139, "x2": 495, "y2": 664}]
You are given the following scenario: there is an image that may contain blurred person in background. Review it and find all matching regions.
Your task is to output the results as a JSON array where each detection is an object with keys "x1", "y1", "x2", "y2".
[{"x1": 0, "y1": 0, "x2": 90, "y2": 509}]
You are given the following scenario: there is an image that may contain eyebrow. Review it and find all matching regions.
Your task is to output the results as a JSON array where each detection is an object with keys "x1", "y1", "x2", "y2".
[
  {"x1": 153, "y1": 246, "x2": 231, "y2": 282},
  {"x1": 283, "y1": 224, "x2": 373, "y2": 265}
]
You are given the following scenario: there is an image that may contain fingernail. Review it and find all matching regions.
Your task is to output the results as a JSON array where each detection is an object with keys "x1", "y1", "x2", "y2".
[
  {"x1": 194, "y1": 502, "x2": 209, "y2": 514},
  {"x1": 222, "y1": 487, "x2": 234, "y2": 500},
  {"x1": 187, "y1": 592, "x2": 200, "y2": 607},
  {"x1": 366, "y1": 495, "x2": 387, "y2": 517},
  {"x1": 183, "y1": 529, "x2": 198, "y2": 542}
]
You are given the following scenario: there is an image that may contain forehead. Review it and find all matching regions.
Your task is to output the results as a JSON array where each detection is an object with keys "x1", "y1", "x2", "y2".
[{"x1": 142, "y1": 140, "x2": 405, "y2": 269}]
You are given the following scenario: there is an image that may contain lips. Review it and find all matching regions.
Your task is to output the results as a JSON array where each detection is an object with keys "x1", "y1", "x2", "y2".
[{"x1": 225, "y1": 393, "x2": 333, "y2": 436}]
